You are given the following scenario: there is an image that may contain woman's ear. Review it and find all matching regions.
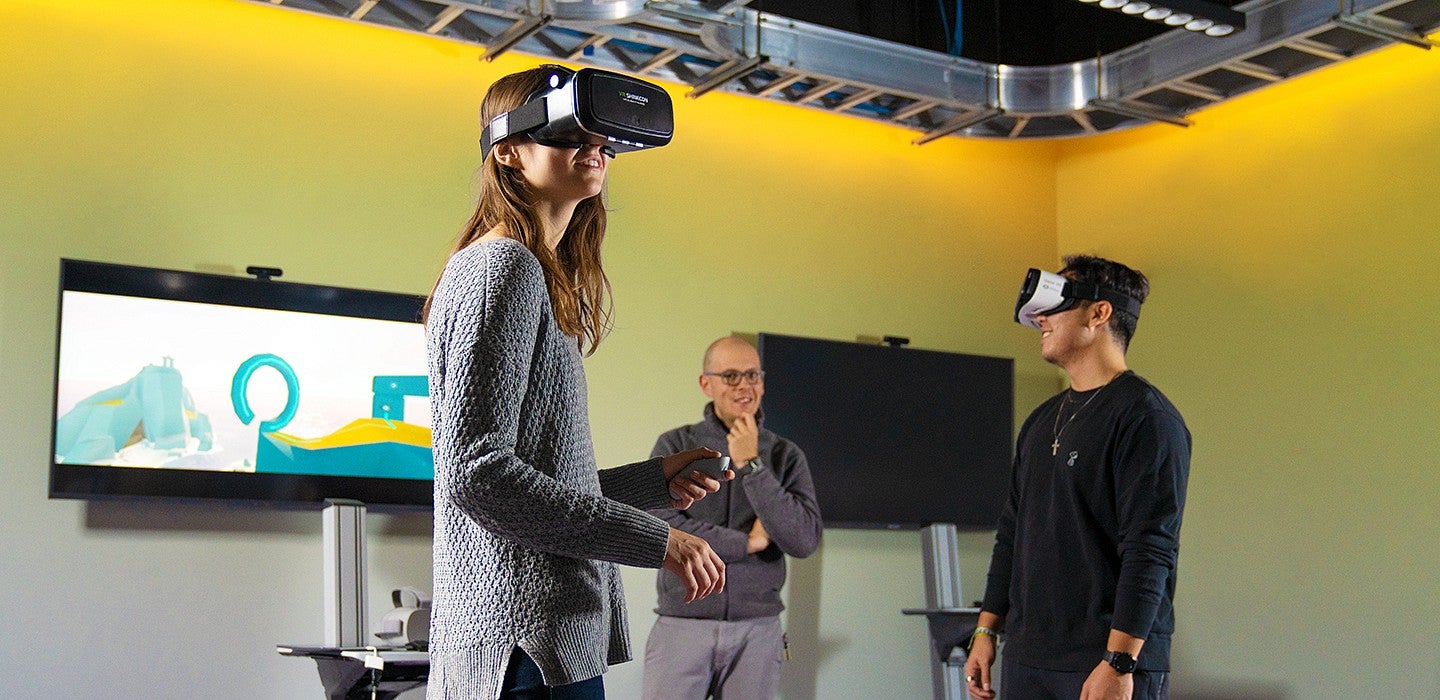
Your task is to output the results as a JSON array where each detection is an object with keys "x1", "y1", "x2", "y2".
[{"x1": 493, "y1": 140, "x2": 521, "y2": 169}]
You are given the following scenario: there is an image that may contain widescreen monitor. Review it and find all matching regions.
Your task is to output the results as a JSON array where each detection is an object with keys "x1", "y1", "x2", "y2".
[
  {"x1": 757, "y1": 333, "x2": 1013, "y2": 530},
  {"x1": 50, "y1": 259, "x2": 432, "y2": 509}
]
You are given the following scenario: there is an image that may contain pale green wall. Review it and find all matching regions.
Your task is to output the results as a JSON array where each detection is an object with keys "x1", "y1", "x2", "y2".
[
  {"x1": 0, "y1": 1, "x2": 1057, "y2": 698},
  {"x1": 1054, "y1": 42, "x2": 1440, "y2": 699}
]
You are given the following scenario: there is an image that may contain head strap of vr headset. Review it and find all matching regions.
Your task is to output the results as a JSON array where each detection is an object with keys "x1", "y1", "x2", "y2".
[
  {"x1": 478, "y1": 65, "x2": 576, "y2": 158},
  {"x1": 1066, "y1": 279, "x2": 1144, "y2": 319}
]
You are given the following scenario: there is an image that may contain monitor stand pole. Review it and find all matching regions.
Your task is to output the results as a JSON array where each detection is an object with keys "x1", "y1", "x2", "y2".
[
  {"x1": 323, "y1": 499, "x2": 368, "y2": 648},
  {"x1": 914, "y1": 523, "x2": 984, "y2": 700}
]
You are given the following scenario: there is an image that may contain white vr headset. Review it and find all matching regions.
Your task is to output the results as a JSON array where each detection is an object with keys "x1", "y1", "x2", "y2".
[
  {"x1": 480, "y1": 65, "x2": 674, "y2": 159},
  {"x1": 1013, "y1": 268, "x2": 1144, "y2": 329}
]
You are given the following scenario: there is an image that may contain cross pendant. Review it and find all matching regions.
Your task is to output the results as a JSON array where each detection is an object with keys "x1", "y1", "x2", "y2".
[{"x1": 1051, "y1": 440, "x2": 1060, "y2": 456}]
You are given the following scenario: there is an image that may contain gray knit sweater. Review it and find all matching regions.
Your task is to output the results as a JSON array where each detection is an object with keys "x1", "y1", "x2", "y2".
[{"x1": 426, "y1": 237, "x2": 673, "y2": 699}]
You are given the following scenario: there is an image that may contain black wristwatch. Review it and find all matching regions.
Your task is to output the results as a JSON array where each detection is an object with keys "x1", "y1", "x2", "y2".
[
  {"x1": 1103, "y1": 650, "x2": 1137, "y2": 674},
  {"x1": 735, "y1": 457, "x2": 764, "y2": 476}
]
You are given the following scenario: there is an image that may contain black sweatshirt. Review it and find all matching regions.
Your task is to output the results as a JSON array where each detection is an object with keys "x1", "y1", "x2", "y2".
[{"x1": 981, "y1": 371, "x2": 1191, "y2": 672}]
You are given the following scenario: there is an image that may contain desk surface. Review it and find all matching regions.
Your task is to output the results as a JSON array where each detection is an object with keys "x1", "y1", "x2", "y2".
[
  {"x1": 901, "y1": 607, "x2": 981, "y2": 615},
  {"x1": 279, "y1": 645, "x2": 428, "y2": 700},
  {"x1": 278, "y1": 645, "x2": 429, "y2": 665}
]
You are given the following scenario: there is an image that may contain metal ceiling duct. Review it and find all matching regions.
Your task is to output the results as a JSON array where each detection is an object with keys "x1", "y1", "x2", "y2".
[
  {"x1": 251, "y1": 0, "x2": 1440, "y2": 141},
  {"x1": 550, "y1": 0, "x2": 648, "y2": 22}
]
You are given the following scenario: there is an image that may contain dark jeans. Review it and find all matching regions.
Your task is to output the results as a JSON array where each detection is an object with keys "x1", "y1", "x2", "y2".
[
  {"x1": 1001, "y1": 656, "x2": 1169, "y2": 700},
  {"x1": 499, "y1": 648, "x2": 605, "y2": 700}
]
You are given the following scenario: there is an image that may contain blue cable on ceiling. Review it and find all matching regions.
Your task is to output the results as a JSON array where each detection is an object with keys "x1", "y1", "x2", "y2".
[{"x1": 938, "y1": 0, "x2": 963, "y2": 56}]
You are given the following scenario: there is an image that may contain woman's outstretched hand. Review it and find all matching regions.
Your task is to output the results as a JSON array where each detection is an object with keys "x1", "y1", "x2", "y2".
[{"x1": 663, "y1": 527, "x2": 726, "y2": 602}]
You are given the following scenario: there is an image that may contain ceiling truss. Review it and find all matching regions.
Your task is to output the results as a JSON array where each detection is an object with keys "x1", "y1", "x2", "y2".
[{"x1": 253, "y1": 0, "x2": 1440, "y2": 141}]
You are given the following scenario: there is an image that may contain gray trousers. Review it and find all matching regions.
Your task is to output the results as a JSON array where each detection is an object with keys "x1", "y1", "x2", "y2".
[{"x1": 641, "y1": 616, "x2": 784, "y2": 700}]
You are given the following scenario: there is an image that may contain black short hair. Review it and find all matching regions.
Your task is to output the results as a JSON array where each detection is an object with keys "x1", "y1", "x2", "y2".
[{"x1": 1059, "y1": 254, "x2": 1150, "y2": 351}]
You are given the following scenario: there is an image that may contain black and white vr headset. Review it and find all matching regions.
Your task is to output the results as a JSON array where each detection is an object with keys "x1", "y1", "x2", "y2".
[
  {"x1": 480, "y1": 65, "x2": 674, "y2": 159},
  {"x1": 1013, "y1": 269, "x2": 1144, "y2": 329}
]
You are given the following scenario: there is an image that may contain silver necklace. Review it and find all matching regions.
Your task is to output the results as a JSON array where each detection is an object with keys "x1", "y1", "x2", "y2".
[{"x1": 1050, "y1": 373, "x2": 1122, "y2": 456}]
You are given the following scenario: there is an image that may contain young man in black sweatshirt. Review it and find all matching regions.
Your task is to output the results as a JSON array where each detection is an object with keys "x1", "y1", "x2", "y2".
[{"x1": 966, "y1": 255, "x2": 1191, "y2": 700}]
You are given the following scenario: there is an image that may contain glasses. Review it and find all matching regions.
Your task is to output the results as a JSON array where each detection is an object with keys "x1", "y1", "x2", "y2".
[{"x1": 703, "y1": 370, "x2": 765, "y2": 386}]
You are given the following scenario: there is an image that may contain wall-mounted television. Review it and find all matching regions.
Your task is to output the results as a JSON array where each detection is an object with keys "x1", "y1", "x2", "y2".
[
  {"x1": 757, "y1": 333, "x2": 1013, "y2": 530},
  {"x1": 50, "y1": 259, "x2": 432, "y2": 510}
]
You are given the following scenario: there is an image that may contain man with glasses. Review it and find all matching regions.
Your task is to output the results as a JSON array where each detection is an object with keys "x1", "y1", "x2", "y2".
[{"x1": 641, "y1": 335, "x2": 823, "y2": 700}]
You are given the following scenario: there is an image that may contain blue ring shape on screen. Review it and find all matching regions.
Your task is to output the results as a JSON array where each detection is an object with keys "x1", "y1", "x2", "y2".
[{"x1": 231, "y1": 353, "x2": 300, "y2": 433}]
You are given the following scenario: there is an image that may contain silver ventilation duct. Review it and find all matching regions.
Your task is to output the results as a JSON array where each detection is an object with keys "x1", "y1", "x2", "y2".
[{"x1": 255, "y1": 0, "x2": 1440, "y2": 141}]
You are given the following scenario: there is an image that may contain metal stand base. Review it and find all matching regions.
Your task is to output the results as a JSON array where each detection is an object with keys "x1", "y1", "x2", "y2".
[{"x1": 900, "y1": 524, "x2": 994, "y2": 700}]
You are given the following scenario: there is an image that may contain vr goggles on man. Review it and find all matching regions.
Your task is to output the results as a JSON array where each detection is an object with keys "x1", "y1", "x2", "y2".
[
  {"x1": 480, "y1": 65, "x2": 674, "y2": 159},
  {"x1": 1013, "y1": 268, "x2": 1143, "y2": 329}
]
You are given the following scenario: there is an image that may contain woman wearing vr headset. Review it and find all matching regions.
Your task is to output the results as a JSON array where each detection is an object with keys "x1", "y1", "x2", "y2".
[{"x1": 424, "y1": 66, "x2": 727, "y2": 700}]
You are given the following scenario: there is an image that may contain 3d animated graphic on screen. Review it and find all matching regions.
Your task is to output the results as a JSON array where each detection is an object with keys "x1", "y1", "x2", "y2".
[
  {"x1": 54, "y1": 357, "x2": 217, "y2": 466},
  {"x1": 54, "y1": 292, "x2": 432, "y2": 480},
  {"x1": 235, "y1": 354, "x2": 432, "y2": 480}
]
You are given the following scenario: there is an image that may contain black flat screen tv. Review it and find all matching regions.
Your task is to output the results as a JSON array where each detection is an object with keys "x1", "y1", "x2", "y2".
[
  {"x1": 50, "y1": 259, "x2": 432, "y2": 510},
  {"x1": 757, "y1": 333, "x2": 1013, "y2": 530}
]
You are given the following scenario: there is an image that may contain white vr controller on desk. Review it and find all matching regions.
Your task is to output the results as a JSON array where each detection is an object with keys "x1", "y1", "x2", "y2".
[{"x1": 374, "y1": 586, "x2": 431, "y2": 648}]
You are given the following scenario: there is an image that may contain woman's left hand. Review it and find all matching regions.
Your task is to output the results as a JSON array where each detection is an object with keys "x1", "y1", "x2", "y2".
[{"x1": 662, "y1": 447, "x2": 730, "y2": 510}]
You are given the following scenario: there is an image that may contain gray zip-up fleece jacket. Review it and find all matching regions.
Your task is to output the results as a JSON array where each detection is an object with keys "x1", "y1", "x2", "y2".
[{"x1": 649, "y1": 404, "x2": 823, "y2": 620}]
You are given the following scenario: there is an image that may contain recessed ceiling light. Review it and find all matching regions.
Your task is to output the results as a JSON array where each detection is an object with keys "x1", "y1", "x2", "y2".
[{"x1": 1077, "y1": 0, "x2": 1242, "y2": 37}]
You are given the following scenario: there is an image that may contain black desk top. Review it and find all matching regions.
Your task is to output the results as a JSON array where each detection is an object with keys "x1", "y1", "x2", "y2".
[
  {"x1": 901, "y1": 607, "x2": 981, "y2": 615},
  {"x1": 277, "y1": 645, "x2": 429, "y2": 665}
]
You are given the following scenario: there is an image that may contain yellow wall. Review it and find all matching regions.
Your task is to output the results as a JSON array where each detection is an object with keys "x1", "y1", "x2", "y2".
[
  {"x1": 0, "y1": 1, "x2": 1056, "y2": 698},
  {"x1": 7, "y1": 0, "x2": 1437, "y2": 697},
  {"x1": 1055, "y1": 41, "x2": 1440, "y2": 699}
]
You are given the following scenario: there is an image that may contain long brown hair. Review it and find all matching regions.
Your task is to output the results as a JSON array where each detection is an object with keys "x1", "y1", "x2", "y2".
[{"x1": 424, "y1": 66, "x2": 613, "y2": 356}]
